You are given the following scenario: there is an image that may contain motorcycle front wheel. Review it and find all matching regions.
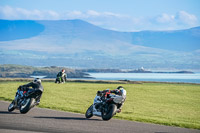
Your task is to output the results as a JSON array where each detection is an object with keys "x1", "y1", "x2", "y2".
[
  {"x1": 20, "y1": 98, "x2": 33, "y2": 114},
  {"x1": 85, "y1": 104, "x2": 93, "y2": 118},
  {"x1": 102, "y1": 104, "x2": 117, "y2": 121},
  {"x1": 8, "y1": 101, "x2": 15, "y2": 112}
]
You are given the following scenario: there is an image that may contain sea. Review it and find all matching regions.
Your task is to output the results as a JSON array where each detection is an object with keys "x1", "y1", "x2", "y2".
[
  {"x1": 87, "y1": 73, "x2": 200, "y2": 84},
  {"x1": 30, "y1": 73, "x2": 200, "y2": 84}
]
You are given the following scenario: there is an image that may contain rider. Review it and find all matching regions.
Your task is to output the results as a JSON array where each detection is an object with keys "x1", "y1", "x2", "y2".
[
  {"x1": 93, "y1": 86, "x2": 126, "y2": 115},
  {"x1": 101, "y1": 86, "x2": 126, "y2": 99},
  {"x1": 56, "y1": 69, "x2": 67, "y2": 83},
  {"x1": 102, "y1": 86, "x2": 126, "y2": 112},
  {"x1": 19, "y1": 78, "x2": 43, "y2": 105}
]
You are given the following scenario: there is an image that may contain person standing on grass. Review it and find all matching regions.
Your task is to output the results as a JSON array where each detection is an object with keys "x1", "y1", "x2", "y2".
[{"x1": 55, "y1": 69, "x2": 67, "y2": 83}]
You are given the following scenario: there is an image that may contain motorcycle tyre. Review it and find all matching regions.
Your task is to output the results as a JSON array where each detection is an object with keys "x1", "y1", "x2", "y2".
[
  {"x1": 20, "y1": 98, "x2": 33, "y2": 114},
  {"x1": 8, "y1": 101, "x2": 15, "y2": 112},
  {"x1": 102, "y1": 104, "x2": 117, "y2": 121},
  {"x1": 85, "y1": 105, "x2": 93, "y2": 118}
]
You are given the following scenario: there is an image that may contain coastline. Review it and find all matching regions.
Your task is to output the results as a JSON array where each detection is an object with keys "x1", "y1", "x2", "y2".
[{"x1": 0, "y1": 78, "x2": 199, "y2": 85}]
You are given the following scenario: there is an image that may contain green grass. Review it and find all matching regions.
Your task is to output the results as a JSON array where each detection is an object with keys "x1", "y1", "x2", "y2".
[{"x1": 0, "y1": 81, "x2": 200, "y2": 129}]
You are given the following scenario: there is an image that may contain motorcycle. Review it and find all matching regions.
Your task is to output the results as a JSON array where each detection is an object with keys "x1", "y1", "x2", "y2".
[
  {"x1": 8, "y1": 87, "x2": 42, "y2": 114},
  {"x1": 85, "y1": 90, "x2": 126, "y2": 121}
]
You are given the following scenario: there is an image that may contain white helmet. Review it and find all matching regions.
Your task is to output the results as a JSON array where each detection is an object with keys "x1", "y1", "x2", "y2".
[
  {"x1": 121, "y1": 89, "x2": 127, "y2": 97},
  {"x1": 33, "y1": 78, "x2": 41, "y2": 84}
]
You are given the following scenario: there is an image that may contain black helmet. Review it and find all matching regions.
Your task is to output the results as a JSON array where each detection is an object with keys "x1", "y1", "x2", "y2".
[{"x1": 117, "y1": 86, "x2": 123, "y2": 90}]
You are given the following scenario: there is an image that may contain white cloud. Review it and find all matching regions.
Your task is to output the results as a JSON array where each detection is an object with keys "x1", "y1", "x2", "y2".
[
  {"x1": 87, "y1": 10, "x2": 100, "y2": 16},
  {"x1": 0, "y1": 6, "x2": 199, "y2": 31},
  {"x1": 65, "y1": 10, "x2": 83, "y2": 19},
  {"x1": 155, "y1": 11, "x2": 198, "y2": 26},
  {"x1": 156, "y1": 13, "x2": 174, "y2": 23},
  {"x1": 152, "y1": 11, "x2": 198, "y2": 31},
  {"x1": 0, "y1": 6, "x2": 60, "y2": 20},
  {"x1": 0, "y1": 6, "x2": 17, "y2": 18},
  {"x1": 69, "y1": 11, "x2": 82, "y2": 16},
  {"x1": 103, "y1": 12, "x2": 123, "y2": 18},
  {"x1": 175, "y1": 11, "x2": 198, "y2": 25}
]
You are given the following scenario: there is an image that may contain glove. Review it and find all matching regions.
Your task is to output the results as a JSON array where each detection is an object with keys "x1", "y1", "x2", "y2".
[
  {"x1": 19, "y1": 85, "x2": 28, "y2": 91},
  {"x1": 97, "y1": 91, "x2": 101, "y2": 94},
  {"x1": 18, "y1": 85, "x2": 23, "y2": 90},
  {"x1": 97, "y1": 91, "x2": 103, "y2": 96}
]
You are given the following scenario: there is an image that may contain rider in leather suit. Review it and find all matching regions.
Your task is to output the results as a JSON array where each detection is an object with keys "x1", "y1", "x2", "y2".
[
  {"x1": 93, "y1": 86, "x2": 126, "y2": 115},
  {"x1": 19, "y1": 78, "x2": 43, "y2": 105}
]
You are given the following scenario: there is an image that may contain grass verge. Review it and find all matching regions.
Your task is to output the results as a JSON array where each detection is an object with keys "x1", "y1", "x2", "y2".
[{"x1": 0, "y1": 81, "x2": 200, "y2": 129}]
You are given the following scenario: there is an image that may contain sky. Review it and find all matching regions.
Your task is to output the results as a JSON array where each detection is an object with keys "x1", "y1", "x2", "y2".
[{"x1": 0, "y1": 0, "x2": 200, "y2": 31}]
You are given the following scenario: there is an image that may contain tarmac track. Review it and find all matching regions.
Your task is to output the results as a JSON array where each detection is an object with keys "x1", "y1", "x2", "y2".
[{"x1": 0, "y1": 101, "x2": 199, "y2": 133}]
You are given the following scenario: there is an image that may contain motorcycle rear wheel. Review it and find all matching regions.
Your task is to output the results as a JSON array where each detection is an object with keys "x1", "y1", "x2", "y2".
[
  {"x1": 85, "y1": 105, "x2": 93, "y2": 118},
  {"x1": 102, "y1": 104, "x2": 117, "y2": 121},
  {"x1": 20, "y1": 98, "x2": 33, "y2": 114}
]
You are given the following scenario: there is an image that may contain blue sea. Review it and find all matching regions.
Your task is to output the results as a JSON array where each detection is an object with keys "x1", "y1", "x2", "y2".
[{"x1": 88, "y1": 73, "x2": 200, "y2": 83}]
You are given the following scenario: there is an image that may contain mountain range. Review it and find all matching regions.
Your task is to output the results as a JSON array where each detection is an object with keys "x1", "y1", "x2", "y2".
[{"x1": 0, "y1": 19, "x2": 200, "y2": 70}]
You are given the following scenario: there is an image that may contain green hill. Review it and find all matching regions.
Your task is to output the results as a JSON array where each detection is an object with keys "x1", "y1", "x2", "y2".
[
  {"x1": 0, "y1": 64, "x2": 89, "y2": 78},
  {"x1": 0, "y1": 20, "x2": 200, "y2": 69}
]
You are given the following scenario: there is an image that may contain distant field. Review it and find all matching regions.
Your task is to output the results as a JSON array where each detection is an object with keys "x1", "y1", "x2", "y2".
[{"x1": 0, "y1": 81, "x2": 200, "y2": 129}]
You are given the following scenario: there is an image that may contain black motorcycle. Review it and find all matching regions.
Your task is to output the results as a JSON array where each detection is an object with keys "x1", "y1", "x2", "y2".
[{"x1": 8, "y1": 87, "x2": 42, "y2": 114}]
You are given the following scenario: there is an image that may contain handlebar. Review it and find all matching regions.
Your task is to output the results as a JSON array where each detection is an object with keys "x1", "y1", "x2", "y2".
[{"x1": 18, "y1": 86, "x2": 28, "y2": 91}]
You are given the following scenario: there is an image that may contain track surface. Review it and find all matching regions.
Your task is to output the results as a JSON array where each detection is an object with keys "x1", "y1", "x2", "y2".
[{"x1": 0, "y1": 101, "x2": 199, "y2": 133}]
